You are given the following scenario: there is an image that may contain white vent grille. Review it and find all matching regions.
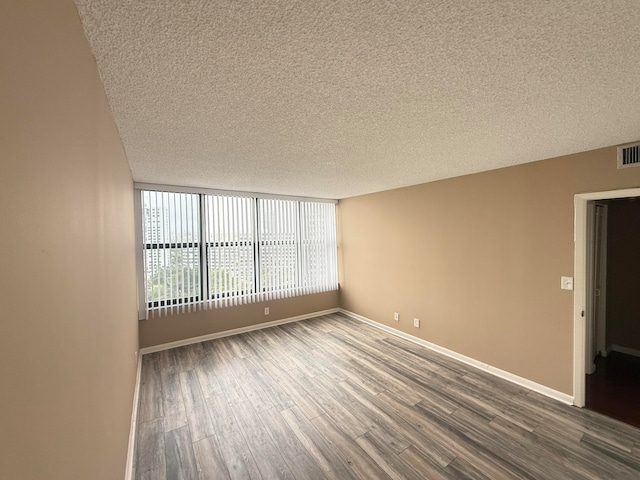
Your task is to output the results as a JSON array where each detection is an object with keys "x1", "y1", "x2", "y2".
[{"x1": 618, "y1": 142, "x2": 640, "y2": 169}]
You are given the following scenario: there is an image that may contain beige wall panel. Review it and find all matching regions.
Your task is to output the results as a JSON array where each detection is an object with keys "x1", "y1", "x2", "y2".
[
  {"x1": 606, "y1": 201, "x2": 640, "y2": 351},
  {"x1": 139, "y1": 291, "x2": 339, "y2": 348},
  {"x1": 339, "y1": 147, "x2": 640, "y2": 394},
  {"x1": 0, "y1": 2, "x2": 139, "y2": 479}
]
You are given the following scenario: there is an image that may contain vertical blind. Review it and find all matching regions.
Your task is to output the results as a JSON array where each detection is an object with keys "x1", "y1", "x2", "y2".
[
  {"x1": 140, "y1": 189, "x2": 338, "y2": 317},
  {"x1": 205, "y1": 195, "x2": 255, "y2": 308},
  {"x1": 141, "y1": 190, "x2": 201, "y2": 317},
  {"x1": 258, "y1": 198, "x2": 299, "y2": 300}
]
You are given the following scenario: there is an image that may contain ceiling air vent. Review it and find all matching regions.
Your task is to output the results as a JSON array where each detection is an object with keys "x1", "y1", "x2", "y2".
[{"x1": 618, "y1": 142, "x2": 640, "y2": 169}]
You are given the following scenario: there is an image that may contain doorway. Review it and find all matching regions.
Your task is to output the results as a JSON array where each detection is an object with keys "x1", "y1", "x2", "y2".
[{"x1": 574, "y1": 189, "x2": 640, "y2": 427}]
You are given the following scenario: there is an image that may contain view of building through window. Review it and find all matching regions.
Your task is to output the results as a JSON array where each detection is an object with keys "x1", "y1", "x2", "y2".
[
  {"x1": 140, "y1": 189, "x2": 338, "y2": 315},
  {"x1": 142, "y1": 191, "x2": 200, "y2": 308}
]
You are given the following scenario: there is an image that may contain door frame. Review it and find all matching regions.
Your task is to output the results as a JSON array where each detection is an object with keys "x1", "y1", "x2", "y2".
[
  {"x1": 594, "y1": 204, "x2": 608, "y2": 358},
  {"x1": 584, "y1": 203, "x2": 609, "y2": 375},
  {"x1": 584, "y1": 202, "x2": 596, "y2": 375},
  {"x1": 573, "y1": 188, "x2": 640, "y2": 407}
]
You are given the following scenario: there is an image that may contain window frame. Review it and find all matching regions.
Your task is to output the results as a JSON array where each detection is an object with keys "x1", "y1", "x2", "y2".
[{"x1": 134, "y1": 183, "x2": 338, "y2": 320}]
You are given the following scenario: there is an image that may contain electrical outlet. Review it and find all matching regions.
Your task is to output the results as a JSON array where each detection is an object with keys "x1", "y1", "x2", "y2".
[
  {"x1": 413, "y1": 318, "x2": 420, "y2": 328},
  {"x1": 393, "y1": 312, "x2": 399, "y2": 321},
  {"x1": 264, "y1": 307, "x2": 270, "y2": 315}
]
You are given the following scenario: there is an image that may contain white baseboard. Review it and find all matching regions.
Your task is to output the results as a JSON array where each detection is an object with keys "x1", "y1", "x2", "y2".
[
  {"x1": 609, "y1": 344, "x2": 640, "y2": 358},
  {"x1": 139, "y1": 308, "x2": 340, "y2": 355},
  {"x1": 340, "y1": 309, "x2": 574, "y2": 406},
  {"x1": 125, "y1": 351, "x2": 142, "y2": 480}
]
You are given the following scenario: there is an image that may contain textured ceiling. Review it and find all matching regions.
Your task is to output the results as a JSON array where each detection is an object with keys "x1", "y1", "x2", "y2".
[{"x1": 75, "y1": 1, "x2": 640, "y2": 199}]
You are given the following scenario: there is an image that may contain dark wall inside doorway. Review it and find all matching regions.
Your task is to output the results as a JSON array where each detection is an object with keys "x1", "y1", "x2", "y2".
[{"x1": 606, "y1": 199, "x2": 640, "y2": 352}]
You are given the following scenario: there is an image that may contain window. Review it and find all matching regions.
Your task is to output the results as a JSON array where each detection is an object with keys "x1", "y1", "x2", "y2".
[
  {"x1": 258, "y1": 198, "x2": 299, "y2": 297},
  {"x1": 141, "y1": 191, "x2": 201, "y2": 309},
  {"x1": 205, "y1": 195, "x2": 255, "y2": 305},
  {"x1": 138, "y1": 187, "x2": 338, "y2": 317}
]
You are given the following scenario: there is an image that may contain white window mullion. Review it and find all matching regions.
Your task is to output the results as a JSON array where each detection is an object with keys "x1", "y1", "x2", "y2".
[
  {"x1": 283, "y1": 201, "x2": 289, "y2": 298},
  {"x1": 255, "y1": 198, "x2": 262, "y2": 303},
  {"x1": 209, "y1": 196, "x2": 216, "y2": 308},
  {"x1": 154, "y1": 191, "x2": 161, "y2": 316},
  {"x1": 195, "y1": 194, "x2": 201, "y2": 311},
  {"x1": 231, "y1": 196, "x2": 239, "y2": 306},
  {"x1": 285, "y1": 201, "x2": 290, "y2": 297},
  {"x1": 239, "y1": 197, "x2": 246, "y2": 305},
  {"x1": 264, "y1": 200, "x2": 271, "y2": 301},
  {"x1": 157, "y1": 191, "x2": 164, "y2": 316},
  {"x1": 141, "y1": 191, "x2": 150, "y2": 319},
  {"x1": 309, "y1": 204, "x2": 322, "y2": 293},
  {"x1": 322, "y1": 202, "x2": 330, "y2": 292},
  {"x1": 324, "y1": 203, "x2": 331, "y2": 292},
  {"x1": 220, "y1": 198, "x2": 229, "y2": 307},
  {"x1": 238, "y1": 197, "x2": 245, "y2": 305},
  {"x1": 322, "y1": 203, "x2": 329, "y2": 293},
  {"x1": 305, "y1": 201, "x2": 314, "y2": 294},
  {"x1": 229, "y1": 197, "x2": 235, "y2": 306},
  {"x1": 169, "y1": 192, "x2": 176, "y2": 315},
  {"x1": 185, "y1": 194, "x2": 192, "y2": 314},
  {"x1": 177, "y1": 193, "x2": 184, "y2": 314},
  {"x1": 163, "y1": 193, "x2": 173, "y2": 315},
  {"x1": 200, "y1": 194, "x2": 208, "y2": 311},
  {"x1": 220, "y1": 197, "x2": 225, "y2": 308},
  {"x1": 189, "y1": 194, "x2": 195, "y2": 312},
  {"x1": 302, "y1": 202, "x2": 307, "y2": 296},
  {"x1": 213, "y1": 196, "x2": 221, "y2": 308},
  {"x1": 291, "y1": 201, "x2": 298, "y2": 297},
  {"x1": 247, "y1": 197, "x2": 254, "y2": 303},
  {"x1": 275, "y1": 200, "x2": 281, "y2": 300},
  {"x1": 194, "y1": 194, "x2": 201, "y2": 310},
  {"x1": 236, "y1": 197, "x2": 243, "y2": 305},
  {"x1": 212, "y1": 196, "x2": 219, "y2": 308},
  {"x1": 276, "y1": 200, "x2": 283, "y2": 300},
  {"x1": 272, "y1": 199, "x2": 278, "y2": 300},
  {"x1": 195, "y1": 195, "x2": 201, "y2": 310},
  {"x1": 330, "y1": 203, "x2": 338, "y2": 289},
  {"x1": 321, "y1": 202, "x2": 329, "y2": 293},
  {"x1": 307, "y1": 202, "x2": 314, "y2": 295},
  {"x1": 295, "y1": 202, "x2": 303, "y2": 297},
  {"x1": 285, "y1": 200, "x2": 292, "y2": 297}
]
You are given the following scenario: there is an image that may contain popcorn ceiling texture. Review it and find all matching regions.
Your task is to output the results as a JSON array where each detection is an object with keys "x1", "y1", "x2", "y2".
[{"x1": 74, "y1": 1, "x2": 640, "y2": 199}]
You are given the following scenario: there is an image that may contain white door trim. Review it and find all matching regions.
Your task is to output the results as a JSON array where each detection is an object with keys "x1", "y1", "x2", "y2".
[
  {"x1": 595, "y1": 204, "x2": 608, "y2": 357},
  {"x1": 584, "y1": 202, "x2": 596, "y2": 375},
  {"x1": 573, "y1": 188, "x2": 640, "y2": 407}
]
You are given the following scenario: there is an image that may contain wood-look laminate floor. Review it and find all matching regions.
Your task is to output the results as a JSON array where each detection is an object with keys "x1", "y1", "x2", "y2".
[{"x1": 134, "y1": 313, "x2": 640, "y2": 479}]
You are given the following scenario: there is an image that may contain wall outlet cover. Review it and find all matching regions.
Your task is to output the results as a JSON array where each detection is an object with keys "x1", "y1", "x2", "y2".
[{"x1": 561, "y1": 276, "x2": 574, "y2": 290}]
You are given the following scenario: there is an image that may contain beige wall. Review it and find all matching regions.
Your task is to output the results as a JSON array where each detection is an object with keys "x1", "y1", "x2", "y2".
[
  {"x1": 339, "y1": 147, "x2": 640, "y2": 395},
  {"x1": 0, "y1": 2, "x2": 139, "y2": 479},
  {"x1": 139, "y1": 291, "x2": 339, "y2": 348},
  {"x1": 606, "y1": 200, "x2": 640, "y2": 351}
]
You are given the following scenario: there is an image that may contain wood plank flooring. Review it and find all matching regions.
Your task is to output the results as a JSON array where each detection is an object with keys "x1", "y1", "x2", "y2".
[{"x1": 134, "y1": 313, "x2": 640, "y2": 479}]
